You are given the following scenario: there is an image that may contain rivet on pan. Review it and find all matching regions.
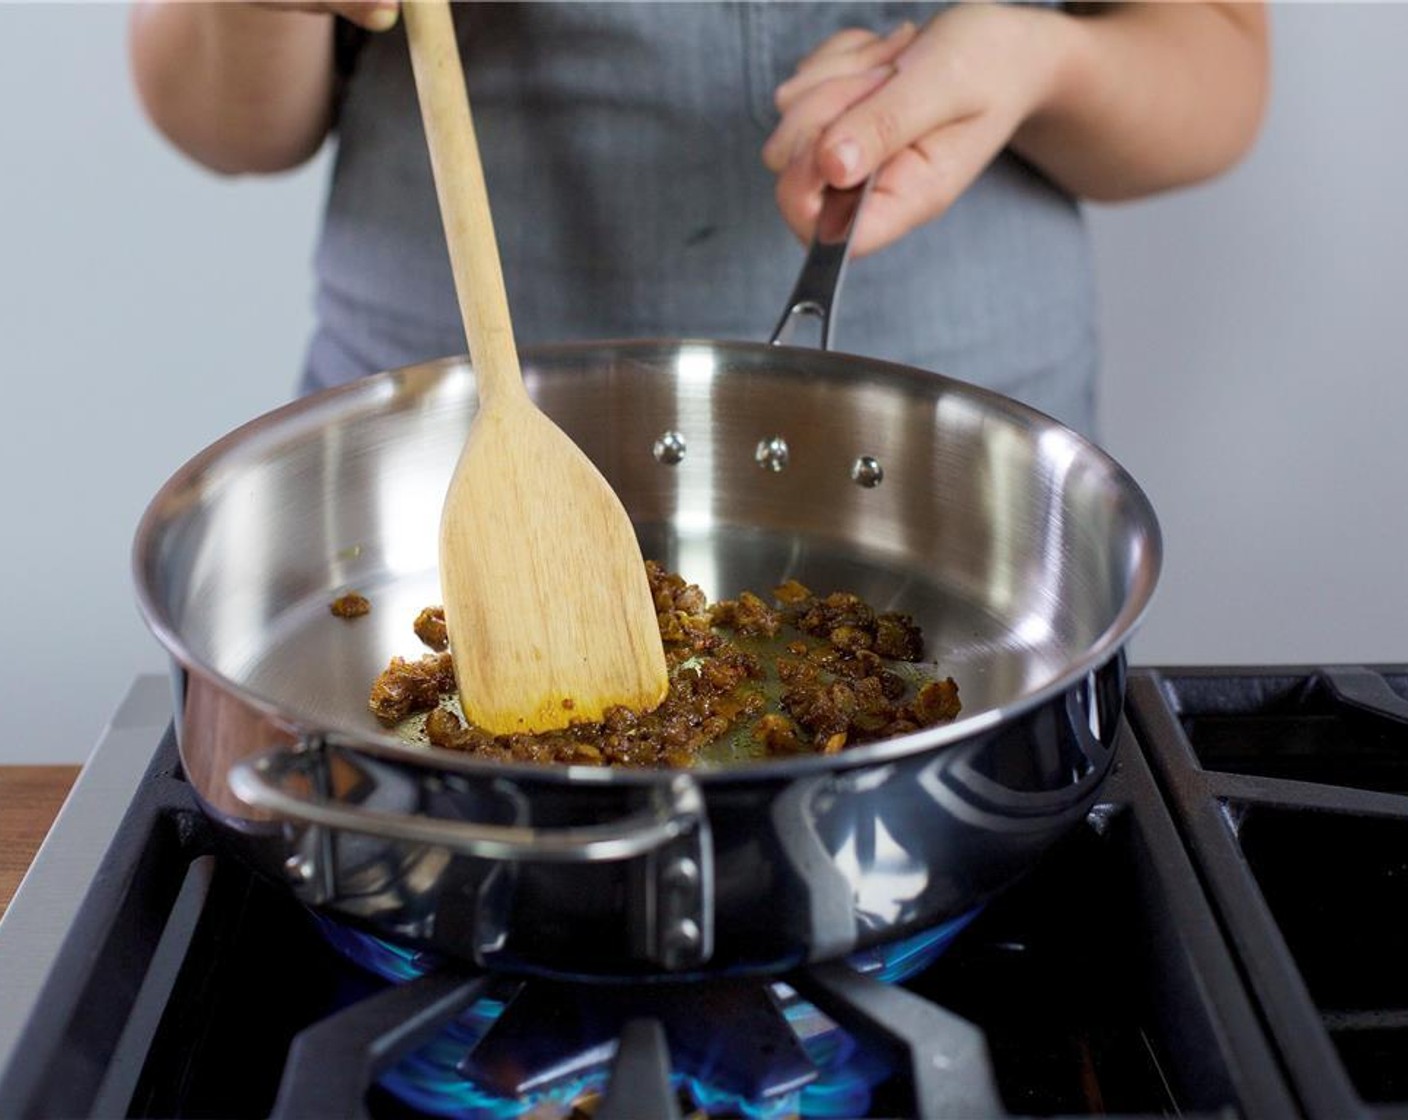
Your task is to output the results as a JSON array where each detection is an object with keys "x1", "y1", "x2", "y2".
[
  {"x1": 283, "y1": 855, "x2": 315, "y2": 884},
  {"x1": 851, "y1": 455, "x2": 884, "y2": 488},
  {"x1": 666, "y1": 919, "x2": 703, "y2": 954},
  {"x1": 755, "y1": 435, "x2": 790, "y2": 472},
  {"x1": 652, "y1": 430, "x2": 687, "y2": 466},
  {"x1": 661, "y1": 856, "x2": 701, "y2": 892}
]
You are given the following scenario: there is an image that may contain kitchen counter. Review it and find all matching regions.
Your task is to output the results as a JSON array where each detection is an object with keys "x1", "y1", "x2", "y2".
[{"x1": 0, "y1": 766, "x2": 80, "y2": 921}]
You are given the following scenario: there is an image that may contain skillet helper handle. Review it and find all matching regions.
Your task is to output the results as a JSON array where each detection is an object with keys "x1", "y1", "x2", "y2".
[
  {"x1": 228, "y1": 741, "x2": 706, "y2": 863},
  {"x1": 230, "y1": 741, "x2": 714, "y2": 969},
  {"x1": 769, "y1": 180, "x2": 873, "y2": 351}
]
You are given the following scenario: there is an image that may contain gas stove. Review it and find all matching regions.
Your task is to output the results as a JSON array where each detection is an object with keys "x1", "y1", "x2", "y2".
[{"x1": 1, "y1": 666, "x2": 1404, "y2": 1119}]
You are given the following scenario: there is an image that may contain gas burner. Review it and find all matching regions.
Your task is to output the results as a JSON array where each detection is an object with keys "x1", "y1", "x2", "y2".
[
  {"x1": 309, "y1": 916, "x2": 982, "y2": 1119},
  {"x1": 274, "y1": 956, "x2": 999, "y2": 1120}
]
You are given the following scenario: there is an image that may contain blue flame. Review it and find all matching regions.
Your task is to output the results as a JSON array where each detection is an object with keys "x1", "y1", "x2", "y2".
[
  {"x1": 688, "y1": 1076, "x2": 799, "y2": 1119},
  {"x1": 850, "y1": 908, "x2": 982, "y2": 984},
  {"x1": 383, "y1": 1029, "x2": 607, "y2": 1120},
  {"x1": 314, "y1": 916, "x2": 441, "y2": 983},
  {"x1": 318, "y1": 913, "x2": 982, "y2": 1118}
]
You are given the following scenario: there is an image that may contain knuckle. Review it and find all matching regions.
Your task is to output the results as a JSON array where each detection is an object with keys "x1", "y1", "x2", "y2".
[
  {"x1": 864, "y1": 104, "x2": 904, "y2": 156},
  {"x1": 834, "y1": 27, "x2": 880, "y2": 50}
]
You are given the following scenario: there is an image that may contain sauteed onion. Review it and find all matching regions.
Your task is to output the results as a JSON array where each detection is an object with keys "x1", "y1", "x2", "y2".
[{"x1": 365, "y1": 563, "x2": 960, "y2": 768}]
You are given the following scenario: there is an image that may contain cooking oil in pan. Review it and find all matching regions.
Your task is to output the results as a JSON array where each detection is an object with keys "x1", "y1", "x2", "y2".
[
  {"x1": 695, "y1": 632, "x2": 952, "y2": 766},
  {"x1": 389, "y1": 625, "x2": 957, "y2": 767}
]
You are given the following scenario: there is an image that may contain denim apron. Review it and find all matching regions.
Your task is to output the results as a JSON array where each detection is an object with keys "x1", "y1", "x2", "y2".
[{"x1": 305, "y1": 2, "x2": 1097, "y2": 437}]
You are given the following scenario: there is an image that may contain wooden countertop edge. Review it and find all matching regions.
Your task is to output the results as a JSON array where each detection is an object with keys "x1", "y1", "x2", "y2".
[{"x1": 0, "y1": 765, "x2": 82, "y2": 921}]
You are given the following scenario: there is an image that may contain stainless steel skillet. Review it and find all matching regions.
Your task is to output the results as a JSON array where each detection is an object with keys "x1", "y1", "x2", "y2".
[{"x1": 133, "y1": 188, "x2": 1161, "y2": 978}]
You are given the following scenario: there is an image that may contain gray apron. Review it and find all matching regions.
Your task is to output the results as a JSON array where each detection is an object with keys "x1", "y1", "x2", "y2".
[{"x1": 305, "y1": 2, "x2": 1097, "y2": 437}]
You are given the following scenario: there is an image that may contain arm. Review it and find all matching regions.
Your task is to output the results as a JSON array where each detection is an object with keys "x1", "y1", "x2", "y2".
[
  {"x1": 1013, "y1": 3, "x2": 1270, "y2": 201},
  {"x1": 128, "y1": 1, "x2": 399, "y2": 176},
  {"x1": 765, "y1": 3, "x2": 1270, "y2": 255}
]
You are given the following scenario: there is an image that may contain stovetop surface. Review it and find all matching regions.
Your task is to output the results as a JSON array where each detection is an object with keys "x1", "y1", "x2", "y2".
[{"x1": 1, "y1": 666, "x2": 1406, "y2": 1119}]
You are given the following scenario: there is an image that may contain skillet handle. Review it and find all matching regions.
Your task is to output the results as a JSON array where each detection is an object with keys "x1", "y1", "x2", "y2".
[
  {"x1": 769, "y1": 180, "x2": 873, "y2": 351},
  {"x1": 228, "y1": 739, "x2": 706, "y2": 863}
]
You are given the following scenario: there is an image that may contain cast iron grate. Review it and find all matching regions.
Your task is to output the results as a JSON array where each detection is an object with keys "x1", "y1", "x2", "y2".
[
  {"x1": 0, "y1": 705, "x2": 1300, "y2": 1119},
  {"x1": 1131, "y1": 664, "x2": 1408, "y2": 1120}
]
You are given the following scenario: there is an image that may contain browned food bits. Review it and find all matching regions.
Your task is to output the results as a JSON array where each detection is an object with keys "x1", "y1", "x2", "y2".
[
  {"x1": 710, "y1": 591, "x2": 782, "y2": 637},
  {"x1": 368, "y1": 653, "x2": 455, "y2": 723},
  {"x1": 368, "y1": 561, "x2": 960, "y2": 768},
  {"x1": 911, "y1": 678, "x2": 963, "y2": 723},
  {"x1": 413, "y1": 606, "x2": 449, "y2": 650},
  {"x1": 330, "y1": 592, "x2": 371, "y2": 618},
  {"x1": 753, "y1": 713, "x2": 805, "y2": 755},
  {"x1": 774, "y1": 579, "x2": 812, "y2": 605},
  {"x1": 426, "y1": 707, "x2": 492, "y2": 752},
  {"x1": 874, "y1": 613, "x2": 925, "y2": 661}
]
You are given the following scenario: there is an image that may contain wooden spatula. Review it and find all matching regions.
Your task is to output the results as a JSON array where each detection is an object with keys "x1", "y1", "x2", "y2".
[{"x1": 403, "y1": 0, "x2": 668, "y2": 735}]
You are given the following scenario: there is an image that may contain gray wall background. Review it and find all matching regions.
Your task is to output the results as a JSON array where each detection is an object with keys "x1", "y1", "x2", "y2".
[{"x1": 1, "y1": 4, "x2": 1404, "y2": 763}]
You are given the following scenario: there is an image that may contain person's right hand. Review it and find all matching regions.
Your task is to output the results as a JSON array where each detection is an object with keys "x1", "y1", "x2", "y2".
[{"x1": 252, "y1": 0, "x2": 400, "y2": 32}]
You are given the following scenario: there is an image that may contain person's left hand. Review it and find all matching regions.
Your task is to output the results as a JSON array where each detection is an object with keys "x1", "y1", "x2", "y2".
[{"x1": 763, "y1": 5, "x2": 1068, "y2": 257}]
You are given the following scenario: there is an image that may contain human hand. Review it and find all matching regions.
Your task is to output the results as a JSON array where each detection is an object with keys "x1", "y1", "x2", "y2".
[
  {"x1": 251, "y1": 0, "x2": 400, "y2": 32},
  {"x1": 763, "y1": 5, "x2": 1068, "y2": 256}
]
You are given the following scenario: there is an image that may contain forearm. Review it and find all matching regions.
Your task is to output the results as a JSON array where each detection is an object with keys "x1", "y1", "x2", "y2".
[
  {"x1": 1014, "y1": 3, "x2": 1270, "y2": 201},
  {"x1": 129, "y1": 3, "x2": 337, "y2": 175}
]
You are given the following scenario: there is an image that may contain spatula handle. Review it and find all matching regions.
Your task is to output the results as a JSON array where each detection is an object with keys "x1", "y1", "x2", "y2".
[{"x1": 404, "y1": 0, "x2": 525, "y2": 408}]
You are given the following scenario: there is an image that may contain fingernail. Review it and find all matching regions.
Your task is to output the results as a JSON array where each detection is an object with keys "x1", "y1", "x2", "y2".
[
  {"x1": 828, "y1": 139, "x2": 862, "y2": 182},
  {"x1": 367, "y1": 3, "x2": 398, "y2": 31}
]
